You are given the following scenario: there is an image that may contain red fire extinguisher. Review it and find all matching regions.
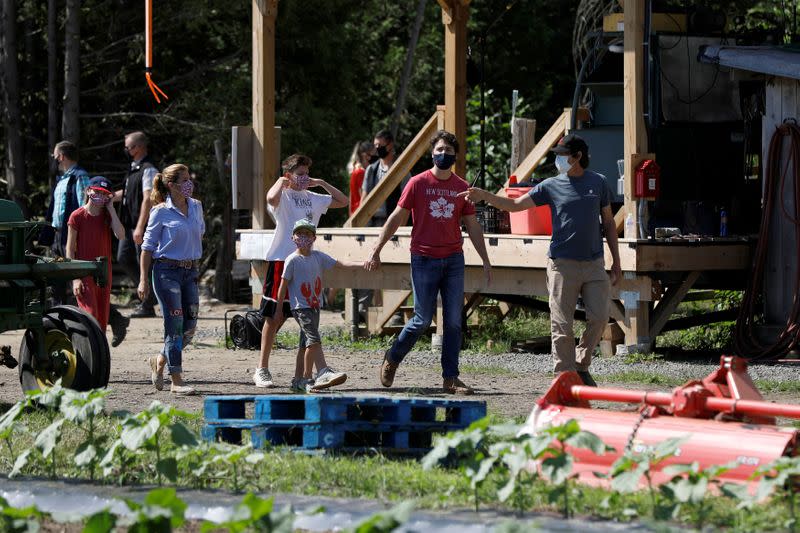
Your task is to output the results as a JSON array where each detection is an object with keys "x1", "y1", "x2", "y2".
[{"x1": 634, "y1": 159, "x2": 660, "y2": 198}]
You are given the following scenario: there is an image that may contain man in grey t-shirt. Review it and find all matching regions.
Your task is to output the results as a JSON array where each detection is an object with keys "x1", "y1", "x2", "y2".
[{"x1": 459, "y1": 134, "x2": 621, "y2": 386}]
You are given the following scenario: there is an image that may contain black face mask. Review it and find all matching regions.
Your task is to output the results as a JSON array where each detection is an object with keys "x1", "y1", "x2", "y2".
[
  {"x1": 368, "y1": 154, "x2": 380, "y2": 164},
  {"x1": 375, "y1": 145, "x2": 389, "y2": 159}
]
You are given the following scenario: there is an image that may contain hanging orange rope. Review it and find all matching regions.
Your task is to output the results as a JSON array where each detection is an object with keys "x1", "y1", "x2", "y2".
[{"x1": 145, "y1": 0, "x2": 168, "y2": 103}]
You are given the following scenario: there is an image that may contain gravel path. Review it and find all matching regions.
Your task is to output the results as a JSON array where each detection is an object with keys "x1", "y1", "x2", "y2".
[{"x1": 0, "y1": 305, "x2": 798, "y2": 420}]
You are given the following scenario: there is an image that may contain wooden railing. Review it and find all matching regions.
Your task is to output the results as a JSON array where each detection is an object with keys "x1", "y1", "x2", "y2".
[{"x1": 345, "y1": 107, "x2": 445, "y2": 228}]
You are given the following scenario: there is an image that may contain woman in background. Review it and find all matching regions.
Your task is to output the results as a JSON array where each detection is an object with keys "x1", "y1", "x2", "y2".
[{"x1": 348, "y1": 140, "x2": 377, "y2": 215}]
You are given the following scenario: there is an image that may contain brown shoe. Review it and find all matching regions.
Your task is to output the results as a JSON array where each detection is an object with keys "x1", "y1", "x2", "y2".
[
  {"x1": 379, "y1": 355, "x2": 399, "y2": 387},
  {"x1": 443, "y1": 377, "x2": 474, "y2": 395}
]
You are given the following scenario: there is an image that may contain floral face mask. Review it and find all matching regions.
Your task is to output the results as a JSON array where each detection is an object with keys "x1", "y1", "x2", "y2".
[
  {"x1": 180, "y1": 180, "x2": 194, "y2": 198},
  {"x1": 291, "y1": 173, "x2": 310, "y2": 190},
  {"x1": 292, "y1": 233, "x2": 315, "y2": 249}
]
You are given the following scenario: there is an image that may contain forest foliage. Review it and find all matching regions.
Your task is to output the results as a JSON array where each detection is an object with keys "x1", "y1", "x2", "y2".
[
  {"x1": 0, "y1": 0, "x2": 795, "y2": 233},
  {"x1": 0, "y1": 0, "x2": 580, "y2": 229}
]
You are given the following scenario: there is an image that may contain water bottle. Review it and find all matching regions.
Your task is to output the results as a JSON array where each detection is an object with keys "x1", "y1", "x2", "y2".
[
  {"x1": 720, "y1": 209, "x2": 728, "y2": 237},
  {"x1": 625, "y1": 212, "x2": 635, "y2": 239}
]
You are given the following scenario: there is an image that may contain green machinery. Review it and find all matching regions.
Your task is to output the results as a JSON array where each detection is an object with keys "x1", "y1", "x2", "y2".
[{"x1": 0, "y1": 199, "x2": 110, "y2": 392}]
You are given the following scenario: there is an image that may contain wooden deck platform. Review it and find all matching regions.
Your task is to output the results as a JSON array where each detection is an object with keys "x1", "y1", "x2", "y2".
[{"x1": 237, "y1": 228, "x2": 753, "y2": 353}]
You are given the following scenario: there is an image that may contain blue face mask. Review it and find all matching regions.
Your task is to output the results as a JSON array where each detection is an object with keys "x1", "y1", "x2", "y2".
[
  {"x1": 432, "y1": 152, "x2": 456, "y2": 170},
  {"x1": 555, "y1": 155, "x2": 573, "y2": 174}
]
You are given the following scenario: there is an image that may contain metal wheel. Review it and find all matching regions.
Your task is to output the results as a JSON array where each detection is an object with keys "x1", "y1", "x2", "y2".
[{"x1": 19, "y1": 305, "x2": 111, "y2": 392}]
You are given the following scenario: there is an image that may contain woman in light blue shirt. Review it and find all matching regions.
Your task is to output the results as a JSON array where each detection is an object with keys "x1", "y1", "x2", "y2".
[{"x1": 138, "y1": 164, "x2": 205, "y2": 395}]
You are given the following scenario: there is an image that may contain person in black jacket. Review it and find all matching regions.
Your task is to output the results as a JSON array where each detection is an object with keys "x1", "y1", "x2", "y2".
[{"x1": 116, "y1": 131, "x2": 159, "y2": 318}]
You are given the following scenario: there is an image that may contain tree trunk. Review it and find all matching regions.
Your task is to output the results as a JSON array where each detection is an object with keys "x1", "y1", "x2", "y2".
[
  {"x1": 389, "y1": 0, "x2": 426, "y2": 139},
  {"x1": 214, "y1": 139, "x2": 234, "y2": 302},
  {"x1": 1, "y1": 0, "x2": 29, "y2": 215},
  {"x1": 48, "y1": 0, "x2": 59, "y2": 180},
  {"x1": 62, "y1": 0, "x2": 80, "y2": 143}
]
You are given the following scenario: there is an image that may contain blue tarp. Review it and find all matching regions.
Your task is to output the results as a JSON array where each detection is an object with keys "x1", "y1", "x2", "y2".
[{"x1": 699, "y1": 45, "x2": 800, "y2": 80}]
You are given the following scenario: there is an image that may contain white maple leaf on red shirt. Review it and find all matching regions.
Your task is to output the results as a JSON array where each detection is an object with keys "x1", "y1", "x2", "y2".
[{"x1": 429, "y1": 197, "x2": 455, "y2": 219}]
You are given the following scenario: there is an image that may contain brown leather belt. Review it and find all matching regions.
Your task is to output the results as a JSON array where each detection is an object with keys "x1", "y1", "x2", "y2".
[{"x1": 157, "y1": 258, "x2": 199, "y2": 269}]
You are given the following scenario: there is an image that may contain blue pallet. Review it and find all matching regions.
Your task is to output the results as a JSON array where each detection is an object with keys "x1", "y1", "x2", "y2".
[
  {"x1": 202, "y1": 394, "x2": 486, "y2": 452},
  {"x1": 204, "y1": 394, "x2": 485, "y2": 427},
  {"x1": 203, "y1": 422, "x2": 437, "y2": 451}
]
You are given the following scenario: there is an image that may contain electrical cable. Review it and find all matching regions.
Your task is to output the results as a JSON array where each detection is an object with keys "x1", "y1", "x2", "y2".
[
  {"x1": 145, "y1": 0, "x2": 168, "y2": 104},
  {"x1": 734, "y1": 120, "x2": 800, "y2": 360}
]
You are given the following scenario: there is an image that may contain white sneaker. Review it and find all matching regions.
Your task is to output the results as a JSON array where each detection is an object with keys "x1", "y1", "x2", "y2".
[
  {"x1": 253, "y1": 367, "x2": 274, "y2": 388},
  {"x1": 310, "y1": 367, "x2": 347, "y2": 391}
]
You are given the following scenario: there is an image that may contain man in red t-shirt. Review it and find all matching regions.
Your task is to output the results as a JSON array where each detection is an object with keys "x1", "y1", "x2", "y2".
[
  {"x1": 67, "y1": 176, "x2": 125, "y2": 330},
  {"x1": 365, "y1": 130, "x2": 492, "y2": 395}
]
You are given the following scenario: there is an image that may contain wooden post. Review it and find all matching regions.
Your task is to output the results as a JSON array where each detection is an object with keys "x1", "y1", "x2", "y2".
[
  {"x1": 502, "y1": 109, "x2": 570, "y2": 190},
  {"x1": 623, "y1": 2, "x2": 646, "y2": 239},
  {"x1": 442, "y1": 0, "x2": 468, "y2": 176},
  {"x1": 510, "y1": 118, "x2": 537, "y2": 174},
  {"x1": 252, "y1": 0, "x2": 278, "y2": 230}
]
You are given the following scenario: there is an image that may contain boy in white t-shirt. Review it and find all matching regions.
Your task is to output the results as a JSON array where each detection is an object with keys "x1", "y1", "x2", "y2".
[
  {"x1": 254, "y1": 153, "x2": 349, "y2": 388},
  {"x1": 275, "y1": 220, "x2": 363, "y2": 392}
]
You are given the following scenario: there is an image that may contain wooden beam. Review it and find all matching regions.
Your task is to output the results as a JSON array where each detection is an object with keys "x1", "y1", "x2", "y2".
[
  {"x1": 634, "y1": 243, "x2": 753, "y2": 271},
  {"x1": 251, "y1": 0, "x2": 278, "y2": 230},
  {"x1": 661, "y1": 308, "x2": 739, "y2": 333},
  {"x1": 623, "y1": 1, "x2": 646, "y2": 239},
  {"x1": 371, "y1": 289, "x2": 412, "y2": 332},
  {"x1": 614, "y1": 205, "x2": 626, "y2": 236},
  {"x1": 501, "y1": 109, "x2": 570, "y2": 190},
  {"x1": 648, "y1": 271, "x2": 700, "y2": 339},
  {"x1": 345, "y1": 110, "x2": 442, "y2": 227},
  {"x1": 443, "y1": 1, "x2": 468, "y2": 175}
]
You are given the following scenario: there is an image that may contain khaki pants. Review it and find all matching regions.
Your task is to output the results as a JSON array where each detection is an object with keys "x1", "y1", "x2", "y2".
[{"x1": 546, "y1": 257, "x2": 610, "y2": 373}]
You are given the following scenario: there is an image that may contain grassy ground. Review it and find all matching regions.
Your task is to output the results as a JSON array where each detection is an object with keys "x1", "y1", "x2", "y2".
[{"x1": 0, "y1": 404, "x2": 792, "y2": 532}]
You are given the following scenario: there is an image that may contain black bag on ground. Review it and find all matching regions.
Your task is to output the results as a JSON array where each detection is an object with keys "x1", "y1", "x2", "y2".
[{"x1": 230, "y1": 310, "x2": 264, "y2": 350}]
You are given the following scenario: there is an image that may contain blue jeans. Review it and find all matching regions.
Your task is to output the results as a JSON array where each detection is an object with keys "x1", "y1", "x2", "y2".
[
  {"x1": 387, "y1": 252, "x2": 465, "y2": 378},
  {"x1": 152, "y1": 262, "x2": 199, "y2": 374}
]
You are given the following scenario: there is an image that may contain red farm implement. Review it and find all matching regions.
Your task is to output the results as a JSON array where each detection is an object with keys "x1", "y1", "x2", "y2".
[{"x1": 528, "y1": 356, "x2": 800, "y2": 489}]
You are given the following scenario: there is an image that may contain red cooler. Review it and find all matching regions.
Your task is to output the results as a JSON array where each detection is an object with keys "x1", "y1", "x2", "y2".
[{"x1": 504, "y1": 187, "x2": 552, "y2": 235}]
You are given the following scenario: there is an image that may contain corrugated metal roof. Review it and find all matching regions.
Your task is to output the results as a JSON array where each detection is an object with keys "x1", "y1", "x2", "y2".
[{"x1": 699, "y1": 45, "x2": 800, "y2": 80}]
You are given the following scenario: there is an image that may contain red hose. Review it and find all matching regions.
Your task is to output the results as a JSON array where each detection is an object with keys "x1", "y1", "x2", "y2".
[{"x1": 734, "y1": 121, "x2": 800, "y2": 360}]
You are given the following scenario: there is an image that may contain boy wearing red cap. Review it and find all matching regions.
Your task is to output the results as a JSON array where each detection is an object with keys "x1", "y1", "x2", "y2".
[{"x1": 67, "y1": 176, "x2": 125, "y2": 330}]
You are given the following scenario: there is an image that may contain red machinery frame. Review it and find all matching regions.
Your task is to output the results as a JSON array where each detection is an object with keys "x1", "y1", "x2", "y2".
[{"x1": 529, "y1": 356, "x2": 799, "y2": 488}]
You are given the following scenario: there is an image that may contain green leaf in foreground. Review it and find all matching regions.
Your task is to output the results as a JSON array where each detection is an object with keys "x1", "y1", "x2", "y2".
[
  {"x1": 346, "y1": 500, "x2": 414, "y2": 533},
  {"x1": 82, "y1": 509, "x2": 117, "y2": 533},
  {"x1": 202, "y1": 494, "x2": 294, "y2": 533}
]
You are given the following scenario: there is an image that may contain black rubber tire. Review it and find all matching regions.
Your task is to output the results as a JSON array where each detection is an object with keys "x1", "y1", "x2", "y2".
[{"x1": 19, "y1": 305, "x2": 111, "y2": 392}]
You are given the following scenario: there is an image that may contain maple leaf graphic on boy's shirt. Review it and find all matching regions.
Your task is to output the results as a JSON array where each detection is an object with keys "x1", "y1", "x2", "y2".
[{"x1": 429, "y1": 197, "x2": 455, "y2": 219}]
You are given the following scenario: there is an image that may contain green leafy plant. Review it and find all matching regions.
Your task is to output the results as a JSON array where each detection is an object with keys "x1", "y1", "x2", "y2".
[
  {"x1": 116, "y1": 401, "x2": 198, "y2": 486},
  {"x1": 0, "y1": 400, "x2": 31, "y2": 477},
  {"x1": 753, "y1": 456, "x2": 800, "y2": 532},
  {"x1": 662, "y1": 461, "x2": 736, "y2": 529},
  {"x1": 608, "y1": 435, "x2": 688, "y2": 519},
  {"x1": 200, "y1": 494, "x2": 295, "y2": 533},
  {"x1": 0, "y1": 496, "x2": 47, "y2": 533},
  {"x1": 60, "y1": 388, "x2": 110, "y2": 481},
  {"x1": 422, "y1": 417, "x2": 494, "y2": 511},
  {"x1": 35, "y1": 418, "x2": 65, "y2": 479},
  {"x1": 211, "y1": 443, "x2": 266, "y2": 493},
  {"x1": 536, "y1": 419, "x2": 611, "y2": 519},
  {"x1": 121, "y1": 487, "x2": 187, "y2": 532},
  {"x1": 82, "y1": 508, "x2": 118, "y2": 533},
  {"x1": 346, "y1": 500, "x2": 414, "y2": 533},
  {"x1": 489, "y1": 434, "x2": 550, "y2": 514}
]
